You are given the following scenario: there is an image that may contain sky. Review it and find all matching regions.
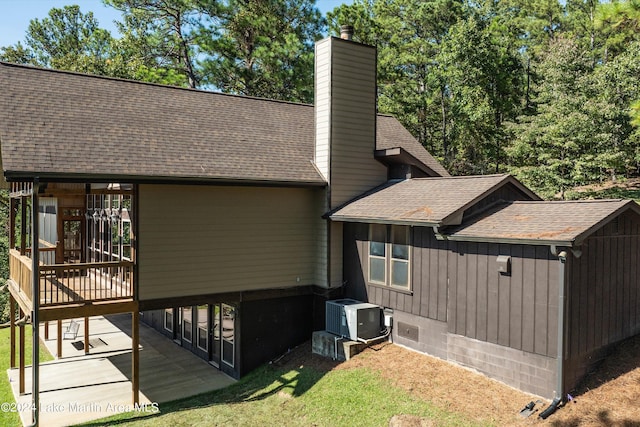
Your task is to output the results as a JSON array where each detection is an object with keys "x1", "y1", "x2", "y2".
[{"x1": 0, "y1": 0, "x2": 354, "y2": 49}]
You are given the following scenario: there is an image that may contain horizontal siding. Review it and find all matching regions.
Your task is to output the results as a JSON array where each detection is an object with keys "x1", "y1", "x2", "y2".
[
  {"x1": 328, "y1": 38, "x2": 386, "y2": 208},
  {"x1": 138, "y1": 184, "x2": 322, "y2": 300},
  {"x1": 314, "y1": 38, "x2": 331, "y2": 182}
]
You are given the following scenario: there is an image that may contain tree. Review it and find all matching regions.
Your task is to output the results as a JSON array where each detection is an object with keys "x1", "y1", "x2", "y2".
[
  {"x1": 105, "y1": 0, "x2": 202, "y2": 88},
  {"x1": 0, "y1": 5, "x2": 129, "y2": 77},
  {"x1": 199, "y1": 0, "x2": 324, "y2": 102},
  {"x1": 507, "y1": 38, "x2": 604, "y2": 198},
  {"x1": 438, "y1": 12, "x2": 524, "y2": 174}
]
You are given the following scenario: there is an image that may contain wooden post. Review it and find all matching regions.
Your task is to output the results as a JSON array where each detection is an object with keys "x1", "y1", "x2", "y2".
[
  {"x1": 132, "y1": 310, "x2": 139, "y2": 405},
  {"x1": 44, "y1": 321, "x2": 49, "y2": 340},
  {"x1": 19, "y1": 310, "x2": 25, "y2": 395},
  {"x1": 10, "y1": 296, "x2": 15, "y2": 368},
  {"x1": 84, "y1": 316, "x2": 90, "y2": 354},
  {"x1": 20, "y1": 197, "x2": 27, "y2": 255},
  {"x1": 9, "y1": 198, "x2": 16, "y2": 249},
  {"x1": 57, "y1": 320, "x2": 62, "y2": 358}
]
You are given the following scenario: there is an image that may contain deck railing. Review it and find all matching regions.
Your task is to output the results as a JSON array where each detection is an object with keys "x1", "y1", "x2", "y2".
[
  {"x1": 9, "y1": 249, "x2": 33, "y2": 301},
  {"x1": 9, "y1": 249, "x2": 134, "y2": 307}
]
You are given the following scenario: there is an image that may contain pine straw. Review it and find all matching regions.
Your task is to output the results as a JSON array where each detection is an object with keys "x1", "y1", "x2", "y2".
[{"x1": 285, "y1": 333, "x2": 640, "y2": 426}]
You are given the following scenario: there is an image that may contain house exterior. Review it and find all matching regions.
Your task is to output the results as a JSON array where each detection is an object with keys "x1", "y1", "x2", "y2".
[
  {"x1": 1, "y1": 31, "x2": 640, "y2": 424},
  {"x1": 333, "y1": 178, "x2": 640, "y2": 398}
]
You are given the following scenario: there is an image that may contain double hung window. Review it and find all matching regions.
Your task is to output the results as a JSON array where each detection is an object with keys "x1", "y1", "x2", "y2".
[{"x1": 368, "y1": 224, "x2": 411, "y2": 289}]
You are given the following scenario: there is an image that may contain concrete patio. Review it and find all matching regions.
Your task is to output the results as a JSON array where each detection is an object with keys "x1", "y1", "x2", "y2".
[{"x1": 7, "y1": 313, "x2": 235, "y2": 427}]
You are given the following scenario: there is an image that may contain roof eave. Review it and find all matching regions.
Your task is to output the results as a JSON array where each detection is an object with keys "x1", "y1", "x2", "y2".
[
  {"x1": 573, "y1": 199, "x2": 640, "y2": 246},
  {"x1": 329, "y1": 215, "x2": 440, "y2": 227},
  {"x1": 444, "y1": 234, "x2": 574, "y2": 247},
  {"x1": 374, "y1": 147, "x2": 438, "y2": 177},
  {"x1": 2, "y1": 171, "x2": 328, "y2": 188}
]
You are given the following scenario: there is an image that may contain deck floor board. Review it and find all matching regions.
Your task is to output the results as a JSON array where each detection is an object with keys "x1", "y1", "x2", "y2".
[{"x1": 8, "y1": 313, "x2": 235, "y2": 427}]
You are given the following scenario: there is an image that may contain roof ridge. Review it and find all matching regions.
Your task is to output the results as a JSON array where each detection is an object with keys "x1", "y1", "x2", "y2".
[
  {"x1": 0, "y1": 61, "x2": 314, "y2": 108},
  {"x1": 411, "y1": 173, "x2": 508, "y2": 181}
]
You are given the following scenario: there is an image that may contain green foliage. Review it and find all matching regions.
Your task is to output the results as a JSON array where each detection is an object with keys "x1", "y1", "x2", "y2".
[
  {"x1": 199, "y1": 0, "x2": 325, "y2": 102},
  {"x1": 0, "y1": 5, "x2": 131, "y2": 78},
  {"x1": 0, "y1": 327, "x2": 53, "y2": 427}
]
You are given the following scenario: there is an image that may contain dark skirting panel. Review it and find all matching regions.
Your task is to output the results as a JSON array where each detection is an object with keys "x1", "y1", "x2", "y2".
[{"x1": 239, "y1": 294, "x2": 314, "y2": 376}]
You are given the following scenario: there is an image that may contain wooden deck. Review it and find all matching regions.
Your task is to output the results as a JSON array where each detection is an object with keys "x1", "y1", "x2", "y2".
[
  {"x1": 8, "y1": 314, "x2": 236, "y2": 427},
  {"x1": 9, "y1": 249, "x2": 135, "y2": 322}
]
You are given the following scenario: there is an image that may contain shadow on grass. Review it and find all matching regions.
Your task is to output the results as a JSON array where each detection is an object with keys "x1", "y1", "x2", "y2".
[{"x1": 78, "y1": 342, "x2": 340, "y2": 427}]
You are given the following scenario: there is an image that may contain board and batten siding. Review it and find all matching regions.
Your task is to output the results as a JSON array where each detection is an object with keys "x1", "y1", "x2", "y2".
[
  {"x1": 343, "y1": 223, "x2": 560, "y2": 358},
  {"x1": 343, "y1": 224, "x2": 448, "y2": 322},
  {"x1": 447, "y1": 242, "x2": 559, "y2": 358},
  {"x1": 564, "y1": 209, "x2": 640, "y2": 389},
  {"x1": 137, "y1": 184, "x2": 323, "y2": 301}
]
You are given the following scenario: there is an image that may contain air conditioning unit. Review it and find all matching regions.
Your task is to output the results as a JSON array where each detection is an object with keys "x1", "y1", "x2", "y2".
[{"x1": 325, "y1": 299, "x2": 382, "y2": 341}]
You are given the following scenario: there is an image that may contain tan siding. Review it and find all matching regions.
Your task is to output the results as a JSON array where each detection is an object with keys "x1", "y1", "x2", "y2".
[
  {"x1": 314, "y1": 39, "x2": 331, "y2": 182},
  {"x1": 138, "y1": 184, "x2": 321, "y2": 300},
  {"x1": 328, "y1": 40, "x2": 387, "y2": 208}
]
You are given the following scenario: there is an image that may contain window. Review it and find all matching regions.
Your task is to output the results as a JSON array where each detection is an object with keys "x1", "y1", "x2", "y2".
[
  {"x1": 390, "y1": 226, "x2": 410, "y2": 288},
  {"x1": 197, "y1": 305, "x2": 208, "y2": 351},
  {"x1": 164, "y1": 309, "x2": 173, "y2": 332},
  {"x1": 368, "y1": 224, "x2": 411, "y2": 290},
  {"x1": 369, "y1": 224, "x2": 386, "y2": 284},
  {"x1": 182, "y1": 306, "x2": 193, "y2": 343},
  {"x1": 222, "y1": 304, "x2": 235, "y2": 367}
]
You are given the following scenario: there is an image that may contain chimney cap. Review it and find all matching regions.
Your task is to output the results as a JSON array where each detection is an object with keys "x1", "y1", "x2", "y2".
[{"x1": 340, "y1": 25, "x2": 354, "y2": 41}]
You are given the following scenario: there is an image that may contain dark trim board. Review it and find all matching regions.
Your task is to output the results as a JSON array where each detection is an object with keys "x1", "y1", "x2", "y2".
[{"x1": 138, "y1": 286, "x2": 316, "y2": 311}]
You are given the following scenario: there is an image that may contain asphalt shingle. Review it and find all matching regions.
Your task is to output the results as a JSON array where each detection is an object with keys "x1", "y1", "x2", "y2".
[
  {"x1": 447, "y1": 199, "x2": 640, "y2": 245},
  {"x1": 330, "y1": 174, "x2": 532, "y2": 225},
  {"x1": 0, "y1": 62, "x2": 447, "y2": 184}
]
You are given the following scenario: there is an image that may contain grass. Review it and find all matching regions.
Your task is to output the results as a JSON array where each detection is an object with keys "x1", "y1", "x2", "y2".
[
  {"x1": 78, "y1": 358, "x2": 482, "y2": 427},
  {"x1": 0, "y1": 325, "x2": 53, "y2": 427}
]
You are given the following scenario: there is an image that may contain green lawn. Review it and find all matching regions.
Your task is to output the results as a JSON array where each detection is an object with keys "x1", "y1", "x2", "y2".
[
  {"x1": 0, "y1": 326, "x2": 53, "y2": 427},
  {"x1": 77, "y1": 359, "x2": 486, "y2": 427}
]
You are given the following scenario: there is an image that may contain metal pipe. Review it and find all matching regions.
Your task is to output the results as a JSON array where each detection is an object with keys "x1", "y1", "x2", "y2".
[
  {"x1": 537, "y1": 247, "x2": 567, "y2": 420},
  {"x1": 30, "y1": 178, "x2": 40, "y2": 426},
  {"x1": 556, "y1": 250, "x2": 567, "y2": 403}
]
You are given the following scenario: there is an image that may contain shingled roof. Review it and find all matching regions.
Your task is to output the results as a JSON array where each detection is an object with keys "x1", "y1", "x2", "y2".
[
  {"x1": 446, "y1": 199, "x2": 640, "y2": 246},
  {"x1": 0, "y1": 62, "x2": 447, "y2": 184},
  {"x1": 329, "y1": 174, "x2": 538, "y2": 226}
]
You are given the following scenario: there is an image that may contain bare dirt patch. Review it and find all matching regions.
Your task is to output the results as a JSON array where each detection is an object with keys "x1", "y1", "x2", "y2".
[{"x1": 278, "y1": 334, "x2": 640, "y2": 426}]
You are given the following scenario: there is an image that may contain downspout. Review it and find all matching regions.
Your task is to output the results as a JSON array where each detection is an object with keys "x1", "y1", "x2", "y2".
[
  {"x1": 540, "y1": 247, "x2": 567, "y2": 420},
  {"x1": 30, "y1": 178, "x2": 40, "y2": 426}
]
